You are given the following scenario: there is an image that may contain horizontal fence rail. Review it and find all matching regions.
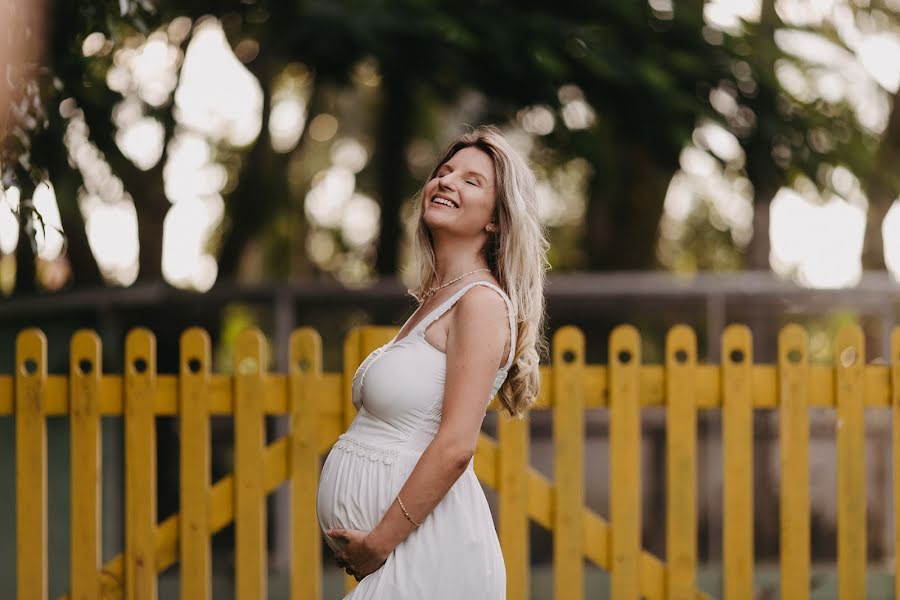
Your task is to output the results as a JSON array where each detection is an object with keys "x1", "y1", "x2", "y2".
[{"x1": 0, "y1": 323, "x2": 896, "y2": 600}]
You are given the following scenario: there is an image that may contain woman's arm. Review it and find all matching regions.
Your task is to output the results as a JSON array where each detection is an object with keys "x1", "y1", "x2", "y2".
[{"x1": 328, "y1": 286, "x2": 510, "y2": 573}]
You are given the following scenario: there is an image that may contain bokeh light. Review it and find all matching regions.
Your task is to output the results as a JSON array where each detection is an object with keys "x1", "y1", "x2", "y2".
[
  {"x1": 769, "y1": 178, "x2": 867, "y2": 288},
  {"x1": 883, "y1": 200, "x2": 900, "y2": 280},
  {"x1": 115, "y1": 116, "x2": 165, "y2": 170},
  {"x1": 305, "y1": 167, "x2": 356, "y2": 228},
  {"x1": 308, "y1": 114, "x2": 339, "y2": 142},
  {"x1": 162, "y1": 195, "x2": 222, "y2": 291},
  {"x1": 341, "y1": 193, "x2": 380, "y2": 248},
  {"x1": 0, "y1": 186, "x2": 20, "y2": 254},
  {"x1": 518, "y1": 105, "x2": 555, "y2": 136},
  {"x1": 31, "y1": 182, "x2": 64, "y2": 260},
  {"x1": 79, "y1": 191, "x2": 140, "y2": 285},
  {"x1": 269, "y1": 97, "x2": 307, "y2": 153},
  {"x1": 174, "y1": 18, "x2": 263, "y2": 147}
]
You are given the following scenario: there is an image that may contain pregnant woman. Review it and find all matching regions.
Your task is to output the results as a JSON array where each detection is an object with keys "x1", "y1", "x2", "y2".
[{"x1": 316, "y1": 125, "x2": 549, "y2": 599}]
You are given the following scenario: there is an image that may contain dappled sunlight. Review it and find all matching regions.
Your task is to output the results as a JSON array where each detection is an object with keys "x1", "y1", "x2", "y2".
[
  {"x1": 174, "y1": 18, "x2": 263, "y2": 147},
  {"x1": 163, "y1": 132, "x2": 226, "y2": 204},
  {"x1": 79, "y1": 191, "x2": 140, "y2": 285},
  {"x1": 775, "y1": 0, "x2": 837, "y2": 27},
  {"x1": 62, "y1": 104, "x2": 140, "y2": 286},
  {"x1": 688, "y1": 0, "x2": 898, "y2": 285},
  {"x1": 106, "y1": 31, "x2": 182, "y2": 170},
  {"x1": 769, "y1": 166, "x2": 870, "y2": 289},
  {"x1": 306, "y1": 229, "x2": 337, "y2": 266},
  {"x1": 115, "y1": 116, "x2": 165, "y2": 171},
  {"x1": 127, "y1": 32, "x2": 181, "y2": 107},
  {"x1": 269, "y1": 63, "x2": 313, "y2": 153},
  {"x1": 558, "y1": 85, "x2": 596, "y2": 130},
  {"x1": 31, "y1": 182, "x2": 64, "y2": 260},
  {"x1": 308, "y1": 113, "x2": 339, "y2": 142},
  {"x1": 883, "y1": 200, "x2": 900, "y2": 281},
  {"x1": 857, "y1": 32, "x2": 900, "y2": 93},
  {"x1": 659, "y1": 121, "x2": 754, "y2": 271},
  {"x1": 162, "y1": 195, "x2": 221, "y2": 291},
  {"x1": 331, "y1": 138, "x2": 368, "y2": 173},
  {"x1": 269, "y1": 97, "x2": 307, "y2": 152},
  {"x1": 518, "y1": 105, "x2": 555, "y2": 136},
  {"x1": 534, "y1": 158, "x2": 591, "y2": 228},
  {"x1": 300, "y1": 134, "x2": 379, "y2": 280},
  {"x1": 305, "y1": 167, "x2": 356, "y2": 229},
  {"x1": 0, "y1": 187, "x2": 20, "y2": 255},
  {"x1": 773, "y1": 12, "x2": 897, "y2": 134},
  {"x1": 341, "y1": 194, "x2": 381, "y2": 248},
  {"x1": 704, "y1": 0, "x2": 761, "y2": 34},
  {"x1": 708, "y1": 0, "x2": 899, "y2": 133},
  {"x1": 160, "y1": 133, "x2": 226, "y2": 291},
  {"x1": 157, "y1": 16, "x2": 266, "y2": 289},
  {"x1": 694, "y1": 120, "x2": 744, "y2": 165},
  {"x1": 4, "y1": 2, "x2": 899, "y2": 297},
  {"x1": 769, "y1": 185, "x2": 866, "y2": 288},
  {"x1": 105, "y1": 31, "x2": 180, "y2": 107}
]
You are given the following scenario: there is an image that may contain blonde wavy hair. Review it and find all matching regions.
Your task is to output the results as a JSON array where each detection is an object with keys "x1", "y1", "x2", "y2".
[{"x1": 406, "y1": 125, "x2": 550, "y2": 418}]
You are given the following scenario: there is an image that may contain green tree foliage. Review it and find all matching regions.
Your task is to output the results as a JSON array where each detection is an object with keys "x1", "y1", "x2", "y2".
[{"x1": 1, "y1": 0, "x2": 896, "y2": 295}]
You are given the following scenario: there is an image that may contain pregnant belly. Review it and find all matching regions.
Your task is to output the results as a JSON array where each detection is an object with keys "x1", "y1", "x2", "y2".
[{"x1": 316, "y1": 436, "x2": 402, "y2": 553}]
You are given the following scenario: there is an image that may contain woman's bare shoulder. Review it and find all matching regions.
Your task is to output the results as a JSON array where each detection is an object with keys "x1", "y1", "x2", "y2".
[{"x1": 450, "y1": 284, "x2": 510, "y2": 347}]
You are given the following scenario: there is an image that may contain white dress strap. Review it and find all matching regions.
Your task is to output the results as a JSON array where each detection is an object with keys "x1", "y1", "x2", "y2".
[{"x1": 417, "y1": 280, "x2": 516, "y2": 372}]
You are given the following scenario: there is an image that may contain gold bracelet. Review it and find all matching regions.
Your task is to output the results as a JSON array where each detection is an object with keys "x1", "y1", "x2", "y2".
[{"x1": 397, "y1": 495, "x2": 422, "y2": 527}]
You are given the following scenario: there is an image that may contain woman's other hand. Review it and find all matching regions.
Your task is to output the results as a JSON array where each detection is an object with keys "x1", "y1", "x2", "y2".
[{"x1": 326, "y1": 528, "x2": 390, "y2": 580}]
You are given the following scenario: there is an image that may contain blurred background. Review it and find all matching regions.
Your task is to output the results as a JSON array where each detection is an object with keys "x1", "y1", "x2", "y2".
[{"x1": 1, "y1": 0, "x2": 899, "y2": 598}]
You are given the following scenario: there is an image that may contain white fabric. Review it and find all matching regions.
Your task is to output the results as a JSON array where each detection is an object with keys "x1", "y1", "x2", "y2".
[{"x1": 316, "y1": 280, "x2": 515, "y2": 599}]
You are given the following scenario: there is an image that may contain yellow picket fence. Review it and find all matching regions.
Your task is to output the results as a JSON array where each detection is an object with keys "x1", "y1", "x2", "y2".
[{"x1": 0, "y1": 323, "x2": 897, "y2": 600}]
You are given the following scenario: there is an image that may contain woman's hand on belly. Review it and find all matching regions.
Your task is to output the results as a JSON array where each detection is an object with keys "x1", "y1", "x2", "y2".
[{"x1": 326, "y1": 527, "x2": 390, "y2": 580}]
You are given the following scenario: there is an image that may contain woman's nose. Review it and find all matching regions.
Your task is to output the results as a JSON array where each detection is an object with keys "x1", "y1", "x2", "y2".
[{"x1": 438, "y1": 174, "x2": 456, "y2": 190}]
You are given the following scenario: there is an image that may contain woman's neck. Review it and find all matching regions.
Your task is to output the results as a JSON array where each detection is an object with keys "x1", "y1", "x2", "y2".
[{"x1": 431, "y1": 237, "x2": 490, "y2": 286}]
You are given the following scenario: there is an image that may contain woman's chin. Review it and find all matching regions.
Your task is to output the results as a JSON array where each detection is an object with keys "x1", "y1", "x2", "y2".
[{"x1": 422, "y1": 212, "x2": 454, "y2": 232}]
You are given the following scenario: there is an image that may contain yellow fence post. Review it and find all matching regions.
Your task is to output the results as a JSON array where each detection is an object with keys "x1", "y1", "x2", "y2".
[
  {"x1": 778, "y1": 324, "x2": 809, "y2": 600},
  {"x1": 553, "y1": 326, "x2": 585, "y2": 599},
  {"x1": 290, "y1": 328, "x2": 323, "y2": 600},
  {"x1": 70, "y1": 330, "x2": 102, "y2": 600},
  {"x1": 665, "y1": 325, "x2": 697, "y2": 600},
  {"x1": 179, "y1": 328, "x2": 212, "y2": 600},
  {"x1": 125, "y1": 328, "x2": 158, "y2": 600},
  {"x1": 16, "y1": 328, "x2": 48, "y2": 600},
  {"x1": 892, "y1": 326, "x2": 900, "y2": 600},
  {"x1": 498, "y1": 403, "x2": 529, "y2": 600},
  {"x1": 721, "y1": 325, "x2": 753, "y2": 600},
  {"x1": 341, "y1": 326, "x2": 364, "y2": 595},
  {"x1": 235, "y1": 328, "x2": 268, "y2": 600},
  {"x1": 342, "y1": 328, "x2": 362, "y2": 432},
  {"x1": 834, "y1": 325, "x2": 866, "y2": 600},
  {"x1": 609, "y1": 324, "x2": 641, "y2": 600}
]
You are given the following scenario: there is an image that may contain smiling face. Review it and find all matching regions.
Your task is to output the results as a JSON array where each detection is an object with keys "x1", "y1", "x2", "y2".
[{"x1": 422, "y1": 146, "x2": 498, "y2": 238}]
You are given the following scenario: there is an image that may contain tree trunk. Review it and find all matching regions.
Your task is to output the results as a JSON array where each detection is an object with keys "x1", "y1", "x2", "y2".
[
  {"x1": 215, "y1": 60, "x2": 292, "y2": 281},
  {"x1": 585, "y1": 142, "x2": 673, "y2": 270},
  {"x1": 862, "y1": 88, "x2": 900, "y2": 270},
  {"x1": 374, "y1": 76, "x2": 414, "y2": 277},
  {"x1": 745, "y1": 178, "x2": 779, "y2": 270},
  {"x1": 14, "y1": 204, "x2": 37, "y2": 294},
  {"x1": 742, "y1": 0, "x2": 782, "y2": 271}
]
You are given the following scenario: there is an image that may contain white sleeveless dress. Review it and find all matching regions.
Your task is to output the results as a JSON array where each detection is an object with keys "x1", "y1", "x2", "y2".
[{"x1": 316, "y1": 280, "x2": 515, "y2": 599}]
